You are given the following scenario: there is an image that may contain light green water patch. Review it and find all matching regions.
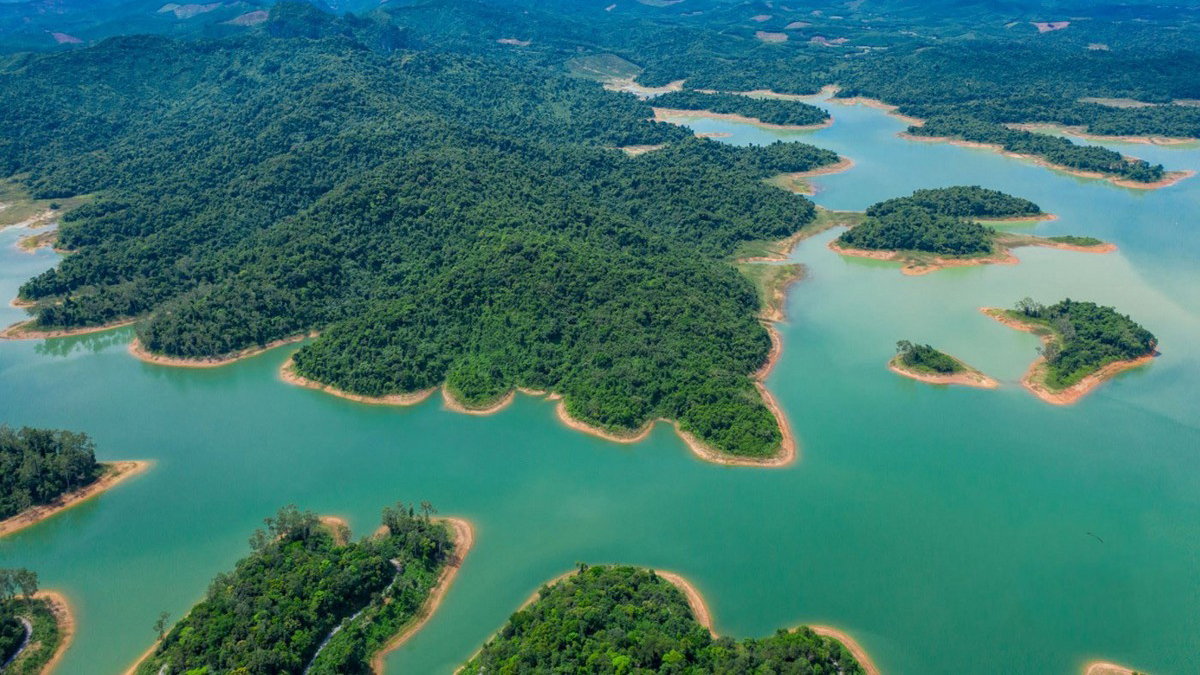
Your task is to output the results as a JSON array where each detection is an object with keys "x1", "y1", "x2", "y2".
[{"x1": 1, "y1": 101, "x2": 1199, "y2": 675}]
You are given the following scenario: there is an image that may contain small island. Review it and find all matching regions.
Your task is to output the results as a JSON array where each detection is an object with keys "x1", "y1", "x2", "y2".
[
  {"x1": 830, "y1": 186, "x2": 1113, "y2": 275},
  {"x1": 984, "y1": 298, "x2": 1158, "y2": 405},
  {"x1": 0, "y1": 425, "x2": 149, "y2": 538},
  {"x1": 462, "y1": 564, "x2": 876, "y2": 675},
  {"x1": 0, "y1": 568, "x2": 73, "y2": 675},
  {"x1": 130, "y1": 503, "x2": 470, "y2": 675},
  {"x1": 652, "y1": 90, "x2": 831, "y2": 128},
  {"x1": 890, "y1": 340, "x2": 998, "y2": 389}
]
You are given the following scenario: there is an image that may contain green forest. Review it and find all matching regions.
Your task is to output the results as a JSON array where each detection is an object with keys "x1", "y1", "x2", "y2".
[
  {"x1": 0, "y1": 425, "x2": 101, "y2": 520},
  {"x1": 1010, "y1": 298, "x2": 1157, "y2": 388},
  {"x1": 462, "y1": 564, "x2": 863, "y2": 674},
  {"x1": 651, "y1": 91, "x2": 830, "y2": 126},
  {"x1": 0, "y1": 568, "x2": 60, "y2": 675},
  {"x1": 138, "y1": 503, "x2": 455, "y2": 675},
  {"x1": 895, "y1": 341, "x2": 963, "y2": 375},
  {"x1": 1, "y1": 6, "x2": 843, "y2": 458},
  {"x1": 839, "y1": 186, "x2": 1044, "y2": 256}
]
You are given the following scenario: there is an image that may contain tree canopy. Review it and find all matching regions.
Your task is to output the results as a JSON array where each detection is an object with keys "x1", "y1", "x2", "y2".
[{"x1": 0, "y1": 425, "x2": 100, "y2": 521}]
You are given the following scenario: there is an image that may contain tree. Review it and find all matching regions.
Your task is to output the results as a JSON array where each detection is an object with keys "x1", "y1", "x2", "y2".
[
  {"x1": 154, "y1": 611, "x2": 170, "y2": 640},
  {"x1": 13, "y1": 569, "x2": 37, "y2": 603}
]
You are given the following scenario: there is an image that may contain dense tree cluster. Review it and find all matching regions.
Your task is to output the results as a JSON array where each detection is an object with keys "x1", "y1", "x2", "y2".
[
  {"x1": 0, "y1": 567, "x2": 43, "y2": 674},
  {"x1": 0, "y1": 426, "x2": 101, "y2": 520},
  {"x1": 839, "y1": 186, "x2": 1045, "y2": 255},
  {"x1": 895, "y1": 341, "x2": 962, "y2": 374},
  {"x1": 2, "y1": 7, "x2": 840, "y2": 457},
  {"x1": 462, "y1": 564, "x2": 864, "y2": 674},
  {"x1": 866, "y1": 186, "x2": 1041, "y2": 219},
  {"x1": 651, "y1": 91, "x2": 830, "y2": 126},
  {"x1": 1013, "y1": 298, "x2": 1157, "y2": 388},
  {"x1": 138, "y1": 503, "x2": 454, "y2": 675}
]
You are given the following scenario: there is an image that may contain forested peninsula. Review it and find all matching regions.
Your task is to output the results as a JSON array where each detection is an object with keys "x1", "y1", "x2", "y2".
[
  {"x1": 0, "y1": 568, "x2": 73, "y2": 675},
  {"x1": 984, "y1": 299, "x2": 1157, "y2": 404},
  {"x1": 831, "y1": 186, "x2": 1112, "y2": 274},
  {"x1": 132, "y1": 503, "x2": 469, "y2": 675},
  {"x1": 0, "y1": 6, "x2": 847, "y2": 461},
  {"x1": 461, "y1": 564, "x2": 874, "y2": 675},
  {"x1": 651, "y1": 90, "x2": 831, "y2": 128},
  {"x1": 0, "y1": 425, "x2": 147, "y2": 537}
]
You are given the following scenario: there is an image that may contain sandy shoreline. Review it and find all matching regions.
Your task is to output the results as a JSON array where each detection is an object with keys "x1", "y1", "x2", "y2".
[
  {"x1": 441, "y1": 385, "x2": 516, "y2": 415},
  {"x1": 0, "y1": 318, "x2": 137, "y2": 340},
  {"x1": 900, "y1": 133, "x2": 1194, "y2": 189},
  {"x1": 888, "y1": 355, "x2": 998, "y2": 389},
  {"x1": 130, "y1": 332, "x2": 314, "y2": 368},
  {"x1": 318, "y1": 515, "x2": 350, "y2": 545},
  {"x1": 279, "y1": 357, "x2": 437, "y2": 407},
  {"x1": 981, "y1": 308, "x2": 1156, "y2": 404},
  {"x1": 30, "y1": 590, "x2": 75, "y2": 675},
  {"x1": 1083, "y1": 660, "x2": 1143, "y2": 675},
  {"x1": 656, "y1": 571, "x2": 714, "y2": 632},
  {"x1": 369, "y1": 517, "x2": 474, "y2": 674},
  {"x1": 810, "y1": 625, "x2": 881, "y2": 675},
  {"x1": 0, "y1": 461, "x2": 151, "y2": 538},
  {"x1": 1009, "y1": 122, "x2": 1197, "y2": 146},
  {"x1": 827, "y1": 92, "x2": 926, "y2": 126},
  {"x1": 652, "y1": 107, "x2": 833, "y2": 131}
]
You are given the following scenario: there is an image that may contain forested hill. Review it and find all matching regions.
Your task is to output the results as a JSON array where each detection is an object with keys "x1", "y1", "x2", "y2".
[{"x1": 2, "y1": 5, "x2": 840, "y2": 458}]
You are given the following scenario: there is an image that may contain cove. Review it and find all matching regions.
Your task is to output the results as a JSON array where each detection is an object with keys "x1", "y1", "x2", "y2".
[{"x1": 1, "y1": 94, "x2": 1198, "y2": 675}]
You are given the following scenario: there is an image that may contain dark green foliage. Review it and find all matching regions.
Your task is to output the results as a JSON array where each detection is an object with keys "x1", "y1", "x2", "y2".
[
  {"x1": 895, "y1": 341, "x2": 962, "y2": 374},
  {"x1": 652, "y1": 91, "x2": 829, "y2": 126},
  {"x1": 0, "y1": 568, "x2": 55, "y2": 675},
  {"x1": 1014, "y1": 298, "x2": 1157, "y2": 388},
  {"x1": 462, "y1": 565, "x2": 864, "y2": 675},
  {"x1": 0, "y1": 609, "x2": 20, "y2": 667},
  {"x1": 907, "y1": 116, "x2": 1165, "y2": 182},
  {"x1": 0, "y1": 426, "x2": 101, "y2": 520},
  {"x1": 839, "y1": 206, "x2": 993, "y2": 256},
  {"x1": 138, "y1": 503, "x2": 454, "y2": 675},
  {"x1": 2, "y1": 18, "x2": 838, "y2": 457},
  {"x1": 866, "y1": 186, "x2": 1041, "y2": 219}
]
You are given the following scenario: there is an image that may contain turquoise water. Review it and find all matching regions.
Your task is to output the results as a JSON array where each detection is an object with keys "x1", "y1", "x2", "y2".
[{"x1": 1, "y1": 95, "x2": 1198, "y2": 674}]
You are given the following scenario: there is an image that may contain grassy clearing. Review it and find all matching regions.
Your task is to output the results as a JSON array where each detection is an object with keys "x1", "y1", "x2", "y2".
[
  {"x1": 0, "y1": 177, "x2": 90, "y2": 229},
  {"x1": 565, "y1": 54, "x2": 641, "y2": 82}
]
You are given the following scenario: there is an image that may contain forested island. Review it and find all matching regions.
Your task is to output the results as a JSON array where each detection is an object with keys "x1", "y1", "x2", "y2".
[
  {"x1": 0, "y1": 425, "x2": 147, "y2": 537},
  {"x1": 132, "y1": 503, "x2": 469, "y2": 675},
  {"x1": 831, "y1": 186, "x2": 1112, "y2": 274},
  {"x1": 461, "y1": 565, "x2": 874, "y2": 675},
  {"x1": 890, "y1": 341, "x2": 997, "y2": 389},
  {"x1": 984, "y1": 299, "x2": 1158, "y2": 404},
  {"x1": 652, "y1": 90, "x2": 831, "y2": 127},
  {"x1": 0, "y1": 6, "x2": 849, "y2": 461},
  {"x1": 0, "y1": 568, "x2": 72, "y2": 675}
]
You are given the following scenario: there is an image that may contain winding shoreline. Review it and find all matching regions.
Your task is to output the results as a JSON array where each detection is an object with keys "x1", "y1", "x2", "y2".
[
  {"x1": 899, "y1": 133, "x2": 1194, "y2": 189},
  {"x1": 440, "y1": 385, "x2": 517, "y2": 415},
  {"x1": 130, "y1": 333, "x2": 315, "y2": 368},
  {"x1": 1009, "y1": 122, "x2": 1197, "y2": 146},
  {"x1": 810, "y1": 625, "x2": 881, "y2": 675},
  {"x1": 652, "y1": 106, "x2": 833, "y2": 131},
  {"x1": 279, "y1": 357, "x2": 437, "y2": 407},
  {"x1": 30, "y1": 590, "x2": 75, "y2": 675},
  {"x1": 981, "y1": 308, "x2": 1156, "y2": 405},
  {"x1": 888, "y1": 355, "x2": 998, "y2": 389},
  {"x1": 828, "y1": 233, "x2": 1112, "y2": 276},
  {"x1": 1083, "y1": 660, "x2": 1144, "y2": 675},
  {"x1": 369, "y1": 517, "x2": 474, "y2": 674},
  {"x1": 0, "y1": 461, "x2": 151, "y2": 538}
]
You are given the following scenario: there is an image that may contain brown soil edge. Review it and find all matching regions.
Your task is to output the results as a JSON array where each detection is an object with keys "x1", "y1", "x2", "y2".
[
  {"x1": 28, "y1": 590, "x2": 75, "y2": 675},
  {"x1": 1009, "y1": 122, "x2": 1196, "y2": 146},
  {"x1": 279, "y1": 357, "x2": 437, "y2": 407},
  {"x1": 441, "y1": 385, "x2": 517, "y2": 416},
  {"x1": 828, "y1": 234, "x2": 1112, "y2": 276},
  {"x1": 369, "y1": 517, "x2": 474, "y2": 674},
  {"x1": 0, "y1": 318, "x2": 137, "y2": 340},
  {"x1": 651, "y1": 107, "x2": 833, "y2": 131},
  {"x1": 980, "y1": 308, "x2": 1156, "y2": 405},
  {"x1": 16, "y1": 229, "x2": 58, "y2": 254},
  {"x1": 129, "y1": 332, "x2": 315, "y2": 368},
  {"x1": 0, "y1": 461, "x2": 151, "y2": 538},
  {"x1": 470, "y1": 569, "x2": 878, "y2": 675},
  {"x1": 318, "y1": 515, "x2": 350, "y2": 545},
  {"x1": 899, "y1": 134, "x2": 1195, "y2": 190},
  {"x1": 888, "y1": 355, "x2": 999, "y2": 389},
  {"x1": 1083, "y1": 660, "x2": 1145, "y2": 675}
]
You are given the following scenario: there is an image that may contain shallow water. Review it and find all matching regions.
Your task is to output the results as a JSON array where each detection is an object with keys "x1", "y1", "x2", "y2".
[{"x1": 1, "y1": 95, "x2": 1198, "y2": 674}]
